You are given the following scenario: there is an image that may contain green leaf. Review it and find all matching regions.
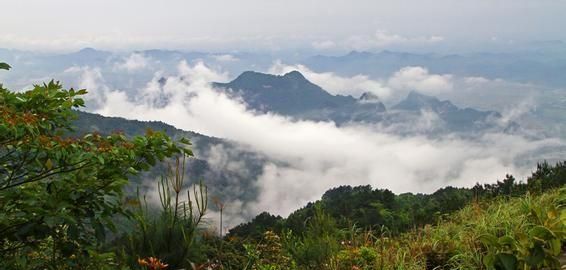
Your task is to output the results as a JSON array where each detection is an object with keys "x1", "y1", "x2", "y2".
[
  {"x1": 179, "y1": 137, "x2": 191, "y2": 145},
  {"x1": 529, "y1": 225, "x2": 554, "y2": 240},
  {"x1": 45, "y1": 159, "x2": 53, "y2": 170},
  {"x1": 0, "y1": 62, "x2": 11, "y2": 70},
  {"x1": 60, "y1": 241, "x2": 77, "y2": 257},
  {"x1": 93, "y1": 220, "x2": 106, "y2": 242},
  {"x1": 524, "y1": 244, "x2": 545, "y2": 266},
  {"x1": 494, "y1": 253, "x2": 517, "y2": 270},
  {"x1": 482, "y1": 253, "x2": 495, "y2": 269},
  {"x1": 44, "y1": 216, "x2": 58, "y2": 228},
  {"x1": 549, "y1": 238, "x2": 561, "y2": 255},
  {"x1": 479, "y1": 234, "x2": 500, "y2": 249},
  {"x1": 498, "y1": 235, "x2": 516, "y2": 248}
]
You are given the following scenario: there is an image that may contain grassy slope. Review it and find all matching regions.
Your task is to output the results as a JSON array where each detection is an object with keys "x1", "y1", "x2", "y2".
[{"x1": 328, "y1": 188, "x2": 565, "y2": 270}]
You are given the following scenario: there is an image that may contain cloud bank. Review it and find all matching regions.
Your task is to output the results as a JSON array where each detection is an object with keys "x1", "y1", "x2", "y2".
[
  {"x1": 311, "y1": 31, "x2": 445, "y2": 52},
  {"x1": 345, "y1": 31, "x2": 445, "y2": 51},
  {"x1": 114, "y1": 53, "x2": 151, "y2": 72},
  {"x1": 69, "y1": 60, "x2": 563, "y2": 227},
  {"x1": 388, "y1": 66, "x2": 453, "y2": 95},
  {"x1": 268, "y1": 62, "x2": 454, "y2": 102},
  {"x1": 268, "y1": 61, "x2": 392, "y2": 99}
]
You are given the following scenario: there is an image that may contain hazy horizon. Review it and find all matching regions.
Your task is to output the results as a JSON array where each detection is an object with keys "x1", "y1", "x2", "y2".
[{"x1": 3, "y1": 0, "x2": 566, "y2": 53}]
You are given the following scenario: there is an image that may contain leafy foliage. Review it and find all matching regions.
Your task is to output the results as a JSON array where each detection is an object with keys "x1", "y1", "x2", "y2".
[
  {"x1": 230, "y1": 162, "x2": 566, "y2": 242},
  {"x1": 223, "y1": 163, "x2": 566, "y2": 269},
  {"x1": 0, "y1": 75, "x2": 190, "y2": 268},
  {"x1": 225, "y1": 187, "x2": 565, "y2": 270},
  {"x1": 0, "y1": 62, "x2": 11, "y2": 70}
]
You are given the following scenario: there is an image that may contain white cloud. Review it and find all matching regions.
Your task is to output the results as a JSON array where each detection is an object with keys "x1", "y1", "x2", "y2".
[
  {"x1": 268, "y1": 62, "x2": 456, "y2": 101},
  {"x1": 177, "y1": 60, "x2": 229, "y2": 83},
  {"x1": 114, "y1": 53, "x2": 150, "y2": 72},
  {"x1": 64, "y1": 66, "x2": 110, "y2": 108},
  {"x1": 344, "y1": 30, "x2": 445, "y2": 51},
  {"x1": 498, "y1": 98, "x2": 537, "y2": 125},
  {"x1": 88, "y1": 60, "x2": 563, "y2": 223},
  {"x1": 388, "y1": 66, "x2": 453, "y2": 95},
  {"x1": 212, "y1": 54, "x2": 239, "y2": 62},
  {"x1": 268, "y1": 61, "x2": 392, "y2": 99},
  {"x1": 464, "y1": 76, "x2": 491, "y2": 84},
  {"x1": 311, "y1": 40, "x2": 336, "y2": 50}
]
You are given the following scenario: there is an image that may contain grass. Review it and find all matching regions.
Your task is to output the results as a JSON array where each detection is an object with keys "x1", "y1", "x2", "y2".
[{"x1": 286, "y1": 188, "x2": 566, "y2": 270}]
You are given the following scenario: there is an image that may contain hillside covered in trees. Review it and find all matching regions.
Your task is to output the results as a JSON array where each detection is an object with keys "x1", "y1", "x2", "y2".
[{"x1": 221, "y1": 162, "x2": 565, "y2": 269}]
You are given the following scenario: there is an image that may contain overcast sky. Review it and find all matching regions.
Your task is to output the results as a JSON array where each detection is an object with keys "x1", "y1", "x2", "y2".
[{"x1": 2, "y1": 0, "x2": 565, "y2": 52}]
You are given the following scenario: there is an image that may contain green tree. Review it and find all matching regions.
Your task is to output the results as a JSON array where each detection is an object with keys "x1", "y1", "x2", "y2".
[{"x1": 0, "y1": 68, "x2": 191, "y2": 269}]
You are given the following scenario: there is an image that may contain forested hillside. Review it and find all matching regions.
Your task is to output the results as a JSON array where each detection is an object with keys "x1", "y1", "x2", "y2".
[
  {"x1": 228, "y1": 187, "x2": 565, "y2": 270},
  {"x1": 229, "y1": 162, "x2": 565, "y2": 241},
  {"x1": 72, "y1": 111, "x2": 266, "y2": 207}
]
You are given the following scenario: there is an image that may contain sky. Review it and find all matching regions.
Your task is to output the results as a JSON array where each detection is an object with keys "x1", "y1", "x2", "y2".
[{"x1": 2, "y1": 0, "x2": 566, "y2": 52}]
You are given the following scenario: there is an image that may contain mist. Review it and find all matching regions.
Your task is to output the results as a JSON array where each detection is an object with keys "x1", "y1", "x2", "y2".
[{"x1": 58, "y1": 59, "x2": 563, "y2": 229}]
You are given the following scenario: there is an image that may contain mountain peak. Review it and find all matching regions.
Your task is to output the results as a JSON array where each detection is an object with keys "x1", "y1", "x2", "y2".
[
  {"x1": 75, "y1": 47, "x2": 110, "y2": 56},
  {"x1": 213, "y1": 70, "x2": 362, "y2": 118},
  {"x1": 346, "y1": 50, "x2": 373, "y2": 58},
  {"x1": 229, "y1": 70, "x2": 311, "y2": 87},
  {"x1": 406, "y1": 91, "x2": 436, "y2": 102},
  {"x1": 393, "y1": 91, "x2": 456, "y2": 112},
  {"x1": 237, "y1": 70, "x2": 265, "y2": 78},
  {"x1": 358, "y1": 92, "x2": 381, "y2": 103},
  {"x1": 283, "y1": 70, "x2": 307, "y2": 80},
  {"x1": 78, "y1": 47, "x2": 97, "y2": 53},
  {"x1": 230, "y1": 71, "x2": 271, "y2": 84}
]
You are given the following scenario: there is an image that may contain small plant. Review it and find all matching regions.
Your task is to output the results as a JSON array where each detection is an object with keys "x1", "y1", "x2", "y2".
[
  {"x1": 244, "y1": 231, "x2": 294, "y2": 270},
  {"x1": 118, "y1": 155, "x2": 208, "y2": 269},
  {"x1": 138, "y1": 256, "x2": 169, "y2": 270},
  {"x1": 480, "y1": 189, "x2": 566, "y2": 269}
]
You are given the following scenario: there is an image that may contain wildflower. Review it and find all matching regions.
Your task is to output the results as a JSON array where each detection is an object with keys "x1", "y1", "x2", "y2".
[{"x1": 138, "y1": 257, "x2": 169, "y2": 270}]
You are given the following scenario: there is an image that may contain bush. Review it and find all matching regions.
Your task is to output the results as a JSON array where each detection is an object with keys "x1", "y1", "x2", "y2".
[{"x1": 0, "y1": 65, "x2": 190, "y2": 269}]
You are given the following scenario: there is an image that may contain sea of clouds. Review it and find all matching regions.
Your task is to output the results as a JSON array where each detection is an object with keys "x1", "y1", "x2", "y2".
[{"x1": 55, "y1": 56, "x2": 562, "y2": 227}]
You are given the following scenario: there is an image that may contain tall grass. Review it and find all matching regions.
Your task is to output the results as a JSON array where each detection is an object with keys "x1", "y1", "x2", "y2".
[
  {"x1": 116, "y1": 155, "x2": 209, "y2": 269},
  {"x1": 243, "y1": 188, "x2": 565, "y2": 270}
]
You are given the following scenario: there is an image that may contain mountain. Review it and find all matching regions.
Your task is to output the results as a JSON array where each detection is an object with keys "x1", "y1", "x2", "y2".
[
  {"x1": 213, "y1": 70, "x2": 386, "y2": 123},
  {"x1": 213, "y1": 71, "x2": 373, "y2": 114},
  {"x1": 213, "y1": 70, "x2": 509, "y2": 133},
  {"x1": 390, "y1": 91, "x2": 504, "y2": 132},
  {"x1": 393, "y1": 91, "x2": 460, "y2": 112},
  {"x1": 72, "y1": 111, "x2": 267, "y2": 210},
  {"x1": 46, "y1": 48, "x2": 113, "y2": 68},
  {"x1": 305, "y1": 50, "x2": 566, "y2": 88}
]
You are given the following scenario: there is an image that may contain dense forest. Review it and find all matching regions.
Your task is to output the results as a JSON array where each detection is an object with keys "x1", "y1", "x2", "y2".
[{"x1": 1, "y1": 63, "x2": 565, "y2": 269}]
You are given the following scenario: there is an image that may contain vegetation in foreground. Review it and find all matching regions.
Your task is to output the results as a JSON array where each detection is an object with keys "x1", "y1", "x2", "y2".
[
  {"x1": 0, "y1": 63, "x2": 565, "y2": 269},
  {"x1": 236, "y1": 187, "x2": 565, "y2": 270}
]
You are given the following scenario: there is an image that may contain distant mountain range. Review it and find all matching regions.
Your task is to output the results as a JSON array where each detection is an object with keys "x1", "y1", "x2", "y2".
[
  {"x1": 213, "y1": 70, "x2": 512, "y2": 133},
  {"x1": 390, "y1": 91, "x2": 507, "y2": 133},
  {"x1": 304, "y1": 50, "x2": 566, "y2": 87}
]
